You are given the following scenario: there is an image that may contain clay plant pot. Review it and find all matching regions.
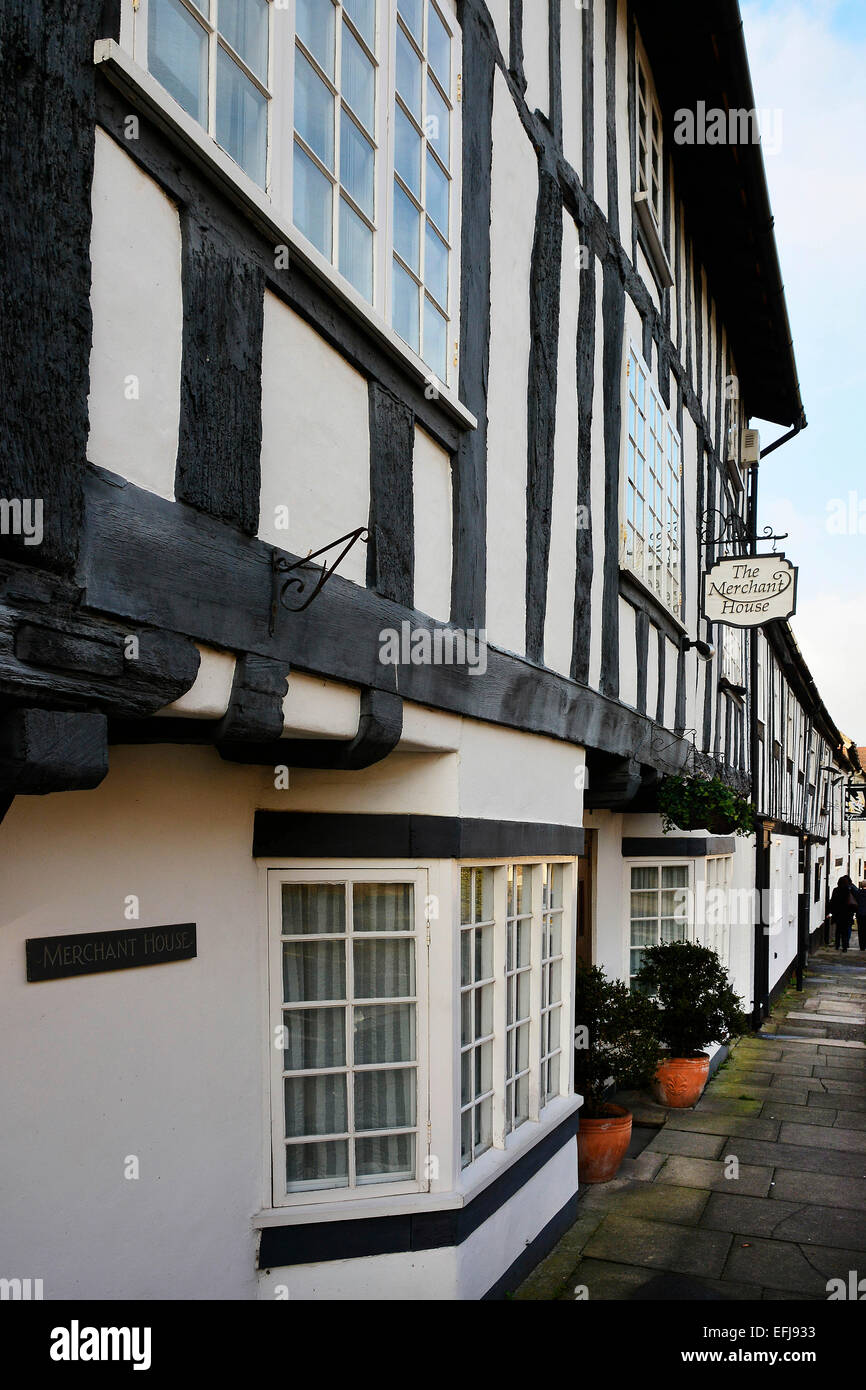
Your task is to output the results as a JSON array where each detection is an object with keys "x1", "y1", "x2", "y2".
[
  {"x1": 577, "y1": 1104, "x2": 633, "y2": 1184},
  {"x1": 652, "y1": 1054, "x2": 710, "y2": 1108}
]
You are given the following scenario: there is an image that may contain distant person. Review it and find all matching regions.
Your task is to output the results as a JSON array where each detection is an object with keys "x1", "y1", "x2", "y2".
[
  {"x1": 829, "y1": 874, "x2": 857, "y2": 952},
  {"x1": 856, "y1": 882, "x2": 866, "y2": 952}
]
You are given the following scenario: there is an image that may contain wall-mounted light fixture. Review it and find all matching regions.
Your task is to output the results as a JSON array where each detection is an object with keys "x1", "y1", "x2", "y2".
[{"x1": 683, "y1": 636, "x2": 714, "y2": 660}]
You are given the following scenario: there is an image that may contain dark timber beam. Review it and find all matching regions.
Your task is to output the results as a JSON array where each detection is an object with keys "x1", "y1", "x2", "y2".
[
  {"x1": 221, "y1": 689, "x2": 403, "y2": 772},
  {"x1": 176, "y1": 214, "x2": 264, "y2": 534},
  {"x1": 368, "y1": 383, "x2": 414, "y2": 607},
  {"x1": 0, "y1": 708, "x2": 108, "y2": 797}
]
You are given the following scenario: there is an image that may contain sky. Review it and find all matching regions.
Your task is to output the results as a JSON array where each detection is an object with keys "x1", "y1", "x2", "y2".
[{"x1": 739, "y1": 0, "x2": 866, "y2": 742}]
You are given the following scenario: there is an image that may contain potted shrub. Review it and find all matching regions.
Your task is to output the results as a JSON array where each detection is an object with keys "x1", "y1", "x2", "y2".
[
  {"x1": 573, "y1": 963, "x2": 660, "y2": 1182},
  {"x1": 634, "y1": 941, "x2": 748, "y2": 1107},
  {"x1": 658, "y1": 774, "x2": 756, "y2": 837}
]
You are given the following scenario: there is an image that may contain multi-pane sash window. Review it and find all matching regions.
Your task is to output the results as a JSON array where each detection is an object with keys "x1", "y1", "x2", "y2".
[
  {"x1": 721, "y1": 625, "x2": 745, "y2": 686},
  {"x1": 459, "y1": 867, "x2": 495, "y2": 1168},
  {"x1": 704, "y1": 857, "x2": 732, "y2": 967},
  {"x1": 636, "y1": 44, "x2": 662, "y2": 227},
  {"x1": 148, "y1": 0, "x2": 271, "y2": 186},
  {"x1": 274, "y1": 874, "x2": 422, "y2": 1200},
  {"x1": 629, "y1": 864, "x2": 689, "y2": 983},
  {"x1": 505, "y1": 866, "x2": 532, "y2": 1135},
  {"x1": 391, "y1": 0, "x2": 453, "y2": 381},
  {"x1": 293, "y1": 0, "x2": 378, "y2": 301},
  {"x1": 624, "y1": 345, "x2": 682, "y2": 617},
  {"x1": 459, "y1": 861, "x2": 574, "y2": 1171},
  {"x1": 540, "y1": 864, "x2": 564, "y2": 1104}
]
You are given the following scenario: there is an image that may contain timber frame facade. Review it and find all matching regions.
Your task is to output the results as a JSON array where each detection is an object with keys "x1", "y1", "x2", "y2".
[{"x1": 0, "y1": 0, "x2": 856, "y2": 1300}]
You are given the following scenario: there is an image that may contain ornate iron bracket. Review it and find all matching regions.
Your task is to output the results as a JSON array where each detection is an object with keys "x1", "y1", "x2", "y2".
[
  {"x1": 269, "y1": 527, "x2": 369, "y2": 635},
  {"x1": 698, "y1": 508, "x2": 788, "y2": 557}
]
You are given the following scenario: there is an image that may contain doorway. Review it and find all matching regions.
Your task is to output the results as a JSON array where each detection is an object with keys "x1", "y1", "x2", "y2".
[{"x1": 576, "y1": 832, "x2": 594, "y2": 970}]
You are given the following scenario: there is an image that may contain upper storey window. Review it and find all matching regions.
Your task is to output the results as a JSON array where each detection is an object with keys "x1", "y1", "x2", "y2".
[
  {"x1": 636, "y1": 38, "x2": 663, "y2": 229},
  {"x1": 622, "y1": 344, "x2": 682, "y2": 618},
  {"x1": 148, "y1": 0, "x2": 271, "y2": 186},
  {"x1": 132, "y1": 0, "x2": 460, "y2": 388}
]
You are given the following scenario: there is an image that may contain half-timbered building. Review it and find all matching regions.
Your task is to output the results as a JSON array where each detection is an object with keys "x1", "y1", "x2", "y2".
[{"x1": 0, "y1": 0, "x2": 855, "y2": 1300}]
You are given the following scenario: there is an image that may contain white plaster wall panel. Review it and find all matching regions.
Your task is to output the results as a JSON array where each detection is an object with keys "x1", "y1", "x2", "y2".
[
  {"x1": 663, "y1": 637, "x2": 678, "y2": 732},
  {"x1": 618, "y1": 598, "x2": 637, "y2": 708},
  {"x1": 560, "y1": 0, "x2": 583, "y2": 175},
  {"x1": 588, "y1": 260, "x2": 606, "y2": 691},
  {"x1": 257, "y1": 1248, "x2": 458, "y2": 1300},
  {"x1": 157, "y1": 645, "x2": 237, "y2": 718},
  {"x1": 457, "y1": 1139, "x2": 578, "y2": 1298},
  {"x1": 87, "y1": 128, "x2": 181, "y2": 499},
  {"x1": 646, "y1": 623, "x2": 659, "y2": 721},
  {"x1": 399, "y1": 702, "x2": 463, "y2": 752},
  {"x1": 592, "y1": 0, "x2": 608, "y2": 214},
  {"x1": 259, "y1": 293, "x2": 369, "y2": 585},
  {"x1": 768, "y1": 833, "x2": 799, "y2": 991},
  {"x1": 522, "y1": 0, "x2": 549, "y2": 120},
  {"x1": 281, "y1": 674, "x2": 361, "y2": 739},
  {"x1": 730, "y1": 838, "x2": 757, "y2": 1010},
  {"x1": 484, "y1": 0, "x2": 510, "y2": 54},
  {"x1": 457, "y1": 720, "x2": 584, "y2": 827},
  {"x1": 0, "y1": 747, "x2": 265, "y2": 1300},
  {"x1": 585, "y1": 812, "x2": 627, "y2": 981},
  {"x1": 413, "y1": 425, "x2": 453, "y2": 622},
  {"x1": 544, "y1": 211, "x2": 580, "y2": 677},
  {"x1": 624, "y1": 295, "x2": 643, "y2": 364},
  {"x1": 486, "y1": 71, "x2": 535, "y2": 656},
  {"x1": 636, "y1": 243, "x2": 660, "y2": 317},
  {"x1": 285, "y1": 751, "x2": 459, "y2": 818},
  {"x1": 614, "y1": 0, "x2": 632, "y2": 250}
]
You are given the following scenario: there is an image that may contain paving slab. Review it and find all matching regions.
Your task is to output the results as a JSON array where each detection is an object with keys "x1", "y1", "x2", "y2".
[
  {"x1": 577, "y1": 1181, "x2": 710, "y2": 1226},
  {"x1": 665, "y1": 1113, "x2": 782, "y2": 1141},
  {"x1": 722, "y1": 1238, "x2": 829, "y2": 1295},
  {"x1": 730, "y1": 1059, "x2": 814, "y2": 1079},
  {"x1": 833, "y1": 1111, "x2": 866, "y2": 1131},
  {"x1": 511, "y1": 1210, "x2": 605, "y2": 1299},
  {"x1": 699, "y1": 1192, "x2": 803, "y2": 1239},
  {"x1": 709, "y1": 1082, "x2": 810, "y2": 1105},
  {"x1": 760, "y1": 1101, "x2": 837, "y2": 1127},
  {"x1": 779, "y1": 1121, "x2": 866, "y2": 1153},
  {"x1": 559, "y1": 1258, "x2": 660, "y2": 1301},
  {"x1": 581, "y1": 1214, "x2": 733, "y2": 1279},
  {"x1": 723, "y1": 1136, "x2": 866, "y2": 1178},
  {"x1": 770, "y1": 1169, "x2": 866, "y2": 1211},
  {"x1": 655, "y1": 1155, "x2": 773, "y2": 1197},
  {"x1": 694, "y1": 1096, "x2": 764, "y2": 1117},
  {"x1": 647, "y1": 1129, "x2": 727, "y2": 1159},
  {"x1": 772, "y1": 1205, "x2": 866, "y2": 1253},
  {"x1": 808, "y1": 1089, "x2": 866, "y2": 1113}
]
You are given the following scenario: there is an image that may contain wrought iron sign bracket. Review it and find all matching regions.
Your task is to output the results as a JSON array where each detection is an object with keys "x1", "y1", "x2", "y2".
[
  {"x1": 269, "y1": 527, "x2": 369, "y2": 636},
  {"x1": 698, "y1": 507, "x2": 789, "y2": 557}
]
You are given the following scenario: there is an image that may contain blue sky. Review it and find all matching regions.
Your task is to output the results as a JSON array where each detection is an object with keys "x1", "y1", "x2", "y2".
[{"x1": 739, "y1": 0, "x2": 866, "y2": 740}]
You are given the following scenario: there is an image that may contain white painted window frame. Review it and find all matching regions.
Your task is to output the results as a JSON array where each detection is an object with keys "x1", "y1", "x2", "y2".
[
  {"x1": 702, "y1": 855, "x2": 733, "y2": 968},
  {"x1": 620, "y1": 340, "x2": 683, "y2": 620},
  {"x1": 124, "y1": 0, "x2": 462, "y2": 389},
  {"x1": 266, "y1": 865, "x2": 431, "y2": 1208},
  {"x1": 635, "y1": 30, "x2": 663, "y2": 230},
  {"x1": 625, "y1": 858, "x2": 693, "y2": 986},
  {"x1": 457, "y1": 859, "x2": 577, "y2": 1173}
]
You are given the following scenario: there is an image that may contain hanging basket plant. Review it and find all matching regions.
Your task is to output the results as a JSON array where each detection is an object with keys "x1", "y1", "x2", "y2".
[{"x1": 657, "y1": 774, "x2": 756, "y2": 837}]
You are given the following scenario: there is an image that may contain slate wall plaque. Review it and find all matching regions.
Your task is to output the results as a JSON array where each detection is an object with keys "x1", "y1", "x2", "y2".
[{"x1": 25, "y1": 924, "x2": 196, "y2": 981}]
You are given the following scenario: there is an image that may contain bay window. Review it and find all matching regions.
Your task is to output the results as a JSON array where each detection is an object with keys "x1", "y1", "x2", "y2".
[
  {"x1": 460, "y1": 861, "x2": 574, "y2": 1172},
  {"x1": 129, "y1": 0, "x2": 460, "y2": 386}
]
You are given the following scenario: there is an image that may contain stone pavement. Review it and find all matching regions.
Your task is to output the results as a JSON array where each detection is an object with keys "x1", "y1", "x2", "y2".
[{"x1": 514, "y1": 946, "x2": 866, "y2": 1301}]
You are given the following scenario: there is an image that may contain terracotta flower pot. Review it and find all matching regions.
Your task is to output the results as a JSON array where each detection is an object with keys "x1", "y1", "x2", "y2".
[
  {"x1": 577, "y1": 1104, "x2": 633, "y2": 1184},
  {"x1": 652, "y1": 1054, "x2": 710, "y2": 1108}
]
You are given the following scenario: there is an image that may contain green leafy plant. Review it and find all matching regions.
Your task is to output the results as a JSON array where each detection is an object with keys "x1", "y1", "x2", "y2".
[
  {"x1": 573, "y1": 963, "x2": 661, "y2": 1118},
  {"x1": 657, "y1": 774, "x2": 755, "y2": 837},
  {"x1": 633, "y1": 941, "x2": 749, "y2": 1058}
]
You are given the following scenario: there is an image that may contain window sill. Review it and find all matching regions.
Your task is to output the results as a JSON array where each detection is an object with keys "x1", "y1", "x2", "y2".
[
  {"x1": 92, "y1": 39, "x2": 477, "y2": 437},
  {"x1": 634, "y1": 192, "x2": 674, "y2": 291},
  {"x1": 619, "y1": 565, "x2": 688, "y2": 640},
  {"x1": 251, "y1": 1095, "x2": 582, "y2": 1229}
]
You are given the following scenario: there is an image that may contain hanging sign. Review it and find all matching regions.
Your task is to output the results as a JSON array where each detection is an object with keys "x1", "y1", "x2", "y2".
[
  {"x1": 25, "y1": 924, "x2": 196, "y2": 982},
  {"x1": 701, "y1": 554, "x2": 797, "y2": 628}
]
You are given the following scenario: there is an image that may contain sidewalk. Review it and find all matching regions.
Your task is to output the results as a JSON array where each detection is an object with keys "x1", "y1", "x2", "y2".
[{"x1": 514, "y1": 947, "x2": 866, "y2": 1301}]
